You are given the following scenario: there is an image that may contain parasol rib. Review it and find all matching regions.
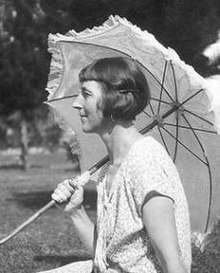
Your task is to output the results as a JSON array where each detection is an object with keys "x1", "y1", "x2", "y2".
[
  {"x1": 170, "y1": 61, "x2": 178, "y2": 102},
  {"x1": 164, "y1": 122, "x2": 216, "y2": 134},
  {"x1": 173, "y1": 112, "x2": 179, "y2": 162},
  {"x1": 141, "y1": 110, "x2": 151, "y2": 118},
  {"x1": 180, "y1": 88, "x2": 204, "y2": 105},
  {"x1": 161, "y1": 126, "x2": 208, "y2": 166},
  {"x1": 182, "y1": 114, "x2": 212, "y2": 232},
  {"x1": 158, "y1": 126, "x2": 171, "y2": 157},
  {"x1": 183, "y1": 109, "x2": 214, "y2": 127},
  {"x1": 151, "y1": 98, "x2": 173, "y2": 105},
  {"x1": 65, "y1": 40, "x2": 175, "y2": 103},
  {"x1": 157, "y1": 61, "x2": 168, "y2": 114},
  {"x1": 149, "y1": 102, "x2": 156, "y2": 116}
]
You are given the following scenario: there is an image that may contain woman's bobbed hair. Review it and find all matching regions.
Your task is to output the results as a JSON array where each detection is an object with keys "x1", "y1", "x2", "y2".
[{"x1": 78, "y1": 57, "x2": 151, "y2": 121}]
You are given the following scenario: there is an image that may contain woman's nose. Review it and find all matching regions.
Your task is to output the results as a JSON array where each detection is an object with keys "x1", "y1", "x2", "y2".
[{"x1": 72, "y1": 95, "x2": 82, "y2": 110}]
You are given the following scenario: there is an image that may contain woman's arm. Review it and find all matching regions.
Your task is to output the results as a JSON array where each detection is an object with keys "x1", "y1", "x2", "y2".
[
  {"x1": 51, "y1": 179, "x2": 95, "y2": 256},
  {"x1": 69, "y1": 204, "x2": 95, "y2": 256},
  {"x1": 142, "y1": 196, "x2": 187, "y2": 273}
]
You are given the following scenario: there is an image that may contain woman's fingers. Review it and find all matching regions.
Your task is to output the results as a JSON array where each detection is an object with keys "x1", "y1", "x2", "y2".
[
  {"x1": 51, "y1": 176, "x2": 86, "y2": 212},
  {"x1": 51, "y1": 180, "x2": 75, "y2": 203},
  {"x1": 63, "y1": 179, "x2": 76, "y2": 193},
  {"x1": 69, "y1": 186, "x2": 84, "y2": 207},
  {"x1": 52, "y1": 190, "x2": 69, "y2": 203}
]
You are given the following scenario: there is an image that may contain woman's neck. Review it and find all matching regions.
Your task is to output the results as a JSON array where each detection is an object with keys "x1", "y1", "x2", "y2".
[{"x1": 99, "y1": 120, "x2": 143, "y2": 166}]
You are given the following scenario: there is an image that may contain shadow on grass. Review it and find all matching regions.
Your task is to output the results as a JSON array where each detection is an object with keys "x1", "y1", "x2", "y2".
[
  {"x1": 0, "y1": 163, "x2": 26, "y2": 170},
  {"x1": 8, "y1": 189, "x2": 97, "y2": 210},
  {"x1": 34, "y1": 254, "x2": 91, "y2": 265},
  {"x1": 0, "y1": 163, "x2": 51, "y2": 172},
  {"x1": 7, "y1": 191, "x2": 53, "y2": 209}
]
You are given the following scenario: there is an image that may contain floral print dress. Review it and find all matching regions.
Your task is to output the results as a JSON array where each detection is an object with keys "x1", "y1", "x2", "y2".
[
  {"x1": 93, "y1": 136, "x2": 191, "y2": 273},
  {"x1": 38, "y1": 135, "x2": 191, "y2": 273}
]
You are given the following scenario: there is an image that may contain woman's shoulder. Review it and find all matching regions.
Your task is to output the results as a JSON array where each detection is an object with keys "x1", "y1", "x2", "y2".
[
  {"x1": 126, "y1": 134, "x2": 173, "y2": 171},
  {"x1": 130, "y1": 134, "x2": 165, "y2": 157}
]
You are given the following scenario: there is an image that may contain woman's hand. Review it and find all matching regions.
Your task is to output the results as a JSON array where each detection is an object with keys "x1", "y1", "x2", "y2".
[
  {"x1": 51, "y1": 171, "x2": 90, "y2": 213},
  {"x1": 51, "y1": 178, "x2": 84, "y2": 213},
  {"x1": 51, "y1": 172, "x2": 95, "y2": 255}
]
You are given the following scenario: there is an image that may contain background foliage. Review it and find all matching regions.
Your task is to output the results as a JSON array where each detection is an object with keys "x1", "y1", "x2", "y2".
[
  {"x1": 0, "y1": 1, "x2": 220, "y2": 272},
  {"x1": 0, "y1": 0, "x2": 220, "y2": 150}
]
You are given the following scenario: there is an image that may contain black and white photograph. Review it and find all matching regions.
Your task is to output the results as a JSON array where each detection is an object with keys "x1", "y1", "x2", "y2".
[{"x1": 1, "y1": 1, "x2": 220, "y2": 272}]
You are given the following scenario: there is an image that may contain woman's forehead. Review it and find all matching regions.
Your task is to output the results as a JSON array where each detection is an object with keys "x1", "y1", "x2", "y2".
[{"x1": 81, "y1": 80, "x2": 103, "y2": 95}]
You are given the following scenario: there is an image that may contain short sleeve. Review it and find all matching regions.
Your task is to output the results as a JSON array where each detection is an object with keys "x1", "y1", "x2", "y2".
[{"x1": 128, "y1": 137, "x2": 179, "y2": 216}]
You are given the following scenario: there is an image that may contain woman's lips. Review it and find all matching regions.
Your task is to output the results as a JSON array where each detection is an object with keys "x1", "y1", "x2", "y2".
[{"x1": 80, "y1": 115, "x2": 87, "y2": 121}]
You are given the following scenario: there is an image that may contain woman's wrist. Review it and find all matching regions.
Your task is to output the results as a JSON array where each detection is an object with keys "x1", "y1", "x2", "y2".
[{"x1": 69, "y1": 204, "x2": 85, "y2": 219}]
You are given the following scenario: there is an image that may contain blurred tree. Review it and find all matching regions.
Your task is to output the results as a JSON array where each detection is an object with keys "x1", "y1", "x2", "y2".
[
  {"x1": 0, "y1": 0, "x2": 49, "y2": 169},
  {"x1": 46, "y1": 0, "x2": 220, "y2": 75},
  {"x1": 161, "y1": 0, "x2": 220, "y2": 76},
  {"x1": 108, "y1": 0, "x2": 220, "y2": 76},
  {"x1": 0, "y1": 0, "x2": 220, "y2": 169}
]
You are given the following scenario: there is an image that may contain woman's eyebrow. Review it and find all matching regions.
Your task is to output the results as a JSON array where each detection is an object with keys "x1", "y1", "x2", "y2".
[{"x1": 81, "y1": 87, "x2": 92, "y2": 94}]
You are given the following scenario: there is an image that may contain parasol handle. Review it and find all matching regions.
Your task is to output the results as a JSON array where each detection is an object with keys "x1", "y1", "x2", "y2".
[
  {"x1": 0, "y1": 155, "x2": 109, "y2": 246},
  {"x1": 0, "y1": 108, "x2": 174, "y2": 246},
  {"x1": 0, "y1": 104, "x2": 186, "y2": 245}
]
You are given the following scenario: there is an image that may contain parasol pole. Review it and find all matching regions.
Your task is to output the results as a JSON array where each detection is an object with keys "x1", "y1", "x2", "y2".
[
  {"x1": 0, "y1": 200, "x2": 55, "y2": 246},
  {"x1": 0, "y1": 156, "x2": 109, "y2": 246},
  {"x1": 0, "y1": 104, "x2": 189, "y2": 246}
]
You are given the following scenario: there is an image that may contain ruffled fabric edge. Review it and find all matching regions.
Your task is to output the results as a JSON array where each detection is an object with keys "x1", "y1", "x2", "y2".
[
  {"x1": 46, "y1": 15, "x2": 219, "y2": 134},
  {"x1": 46, "y1": 14, "x2": 206, "y2": 98},
  {"x1": 46, "y1": 37, "x2": 63, "y2": 100},
  {"x1": 204, "y1": 75, "x2": 220, "y2": 134},
  {"x1": 46, "y1": 14, "x2": 163, "y2": 100}
]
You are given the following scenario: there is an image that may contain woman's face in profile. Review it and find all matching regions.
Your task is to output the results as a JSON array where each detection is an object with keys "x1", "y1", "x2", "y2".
[{"x1": 72, "y1": 80, "x2": 108, "y2": 134}]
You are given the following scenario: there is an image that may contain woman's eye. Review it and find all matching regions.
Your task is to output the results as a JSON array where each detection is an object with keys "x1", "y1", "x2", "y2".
[
  {"x1": 80, "y1": 87, "x2": 92, "y2": 98},
  {"x1": 82, "y1": 91, "x2": 91, "y2": 98}
]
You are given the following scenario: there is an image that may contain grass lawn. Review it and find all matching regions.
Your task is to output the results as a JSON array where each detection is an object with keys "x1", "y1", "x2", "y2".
[
  {"x1": 0, "y1": 149, "x2": 220, "y2": 273},
  {"x1": 0, "y1": 150, "x2": 96, "y2": 273}
]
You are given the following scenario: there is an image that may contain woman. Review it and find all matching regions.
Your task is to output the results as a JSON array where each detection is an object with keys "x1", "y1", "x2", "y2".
[{"x1": 40, "y1": 57, "x2": 191, "y2": 273}]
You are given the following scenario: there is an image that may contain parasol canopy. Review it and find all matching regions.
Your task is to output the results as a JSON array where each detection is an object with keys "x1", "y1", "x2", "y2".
[{"x1": 46, "y1": 15, "x2": 220, "y2": 232}]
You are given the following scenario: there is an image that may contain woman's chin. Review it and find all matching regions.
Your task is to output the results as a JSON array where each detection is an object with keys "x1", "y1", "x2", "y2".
[
  {"x1": 81, "y1": 126, "x2": 94, "y2": 133},
  {"x1": 81, "y1": 127, "x2": 89, "y2": 133}
]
